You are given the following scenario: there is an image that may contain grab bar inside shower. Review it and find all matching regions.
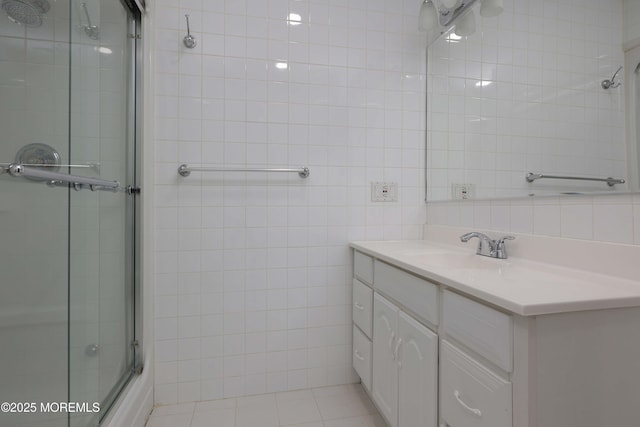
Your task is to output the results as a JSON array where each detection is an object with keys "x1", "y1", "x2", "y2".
[
  {"x1": 526, "y1": 172, "x2": 626, "y2": 187},
  {"x1": 178, "y1": 164, "x2": 310, "y2": 178},
  {"x1": 1, "y1": 163, "x2": 122, "y2": 191}
]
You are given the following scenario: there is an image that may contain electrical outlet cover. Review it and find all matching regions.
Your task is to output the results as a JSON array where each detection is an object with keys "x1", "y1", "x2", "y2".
[
  {"x1": 371, "y1": 182, "x2": 398, "y2": 202},
  {"x1": 451, "y1": 183, "x2": 475, "y2": 200}
]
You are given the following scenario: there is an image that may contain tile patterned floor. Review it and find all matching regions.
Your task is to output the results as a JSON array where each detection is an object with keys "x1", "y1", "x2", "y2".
[{"x1": 145, "y1": 384, "x2": 387, "y2": 427}]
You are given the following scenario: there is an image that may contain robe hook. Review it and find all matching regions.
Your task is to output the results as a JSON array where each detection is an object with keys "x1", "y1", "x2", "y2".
[
  {"x1": 601, "y1": 66, "x2": 622, "y2": 90},
  {"x1": 183, "y1": 14, "x2": 196, "y2": 49}
]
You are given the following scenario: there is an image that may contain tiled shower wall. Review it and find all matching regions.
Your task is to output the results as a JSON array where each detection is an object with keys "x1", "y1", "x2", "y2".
[{"x1": 151, "y1": 0, "x2": 427, "y2": 404}]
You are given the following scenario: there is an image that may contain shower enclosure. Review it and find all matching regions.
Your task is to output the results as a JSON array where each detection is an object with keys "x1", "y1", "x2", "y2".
[
  {"x1": 627, "y1": 45, "x2": 640, "y2": 190},
  {"x1": 0, "y1": 0, "x2": 142, "y2": 426}
]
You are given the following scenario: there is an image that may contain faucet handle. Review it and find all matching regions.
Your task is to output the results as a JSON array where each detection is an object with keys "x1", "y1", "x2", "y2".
[
  {"x1": 494, "y1": 236, "x2": 515, "y2": 259},
  {"x1": 497, "y1": 235, "x2": 515, "y2": 243}
]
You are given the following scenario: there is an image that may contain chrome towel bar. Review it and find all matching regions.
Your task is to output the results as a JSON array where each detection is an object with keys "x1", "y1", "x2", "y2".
[
  {"x1": 526, "y1": 172, "x2": 625, "y2": 187},
  {"x1": 178, "y1": 164, "x2": 310, "y2": 179},
  {"x1": 2, "y1": 163, "x2": 121, "y2": 191},
  {"x1": 0, "y1": 162, "x2": 99, "y2": 170}
]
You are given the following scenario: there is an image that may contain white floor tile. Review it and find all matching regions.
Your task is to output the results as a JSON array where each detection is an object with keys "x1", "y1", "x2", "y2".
[
  {"x1": 237, "y1": 393, "x2": 277, "y2": 407},
  {"x1": 150, "y1": 402, "x2": 195, "y2": 417},
  {"x1": 311, "y1": 384, "x2": 364, "y2": 398},
  {"x1": 315, "y1": 389, "x2": 377, "y2": 420},
  {"x1": 145, "y1": 412, "x2": 192, "y2": 427},
  {"x1": 277, "y1": 398, "x2": 322, "y2": 425},
  {"x1": 145, "y1": 383, "x2": 384, "y2": 427},
  {"x1": 236, "y1": 402, "x2": 280, "y2": 427},
  {"x1": 195, "y1": 398, "x2": 237, "y2": 412},
  {"x1": 276, "y1": 389, "x2": 315, "y2": 402},
  {"x1": 323, "y1": 414, "x2": 387, "y2": 427},
  {"x1": 191, "y1": 408, "x2": 235, "y2": 427},
  {"x1": 283, "y1": 423, "x2": 324, "y2": 427}
]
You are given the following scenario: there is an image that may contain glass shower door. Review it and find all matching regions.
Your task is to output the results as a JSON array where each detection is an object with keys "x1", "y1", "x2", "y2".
[
  {"x1": 0, "y1": 0, "x2": 140, "y2": 426},
  {"x1": 0, "y1": 1, "x2": 72, "y2": 425},
  {"x1": 68, "y1": 0, "x2": 139, "y2": 425}
]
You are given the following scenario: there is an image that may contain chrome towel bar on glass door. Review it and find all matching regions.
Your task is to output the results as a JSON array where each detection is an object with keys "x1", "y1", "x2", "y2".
[
  {"x1": 526, "y1": 172, "x2": 625, "y2": 187},
  {"x1": 178, "y1": 164, "x2": 310, "y2": 179},
  {"x1": 0, "y1": 162, "x2": 99, "y2": 170},
  {"x1": 2, "y1": 163, "x2": 121, "y2": 191}
]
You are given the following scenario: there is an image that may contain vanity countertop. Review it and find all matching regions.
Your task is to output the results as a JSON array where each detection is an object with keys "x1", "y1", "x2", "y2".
[{"x1": 350, "y1": 238, "x2": 640, "y2": 316}]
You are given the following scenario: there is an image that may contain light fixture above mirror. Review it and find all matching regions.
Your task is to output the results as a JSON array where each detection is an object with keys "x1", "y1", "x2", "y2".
[
  {"x1": 479, "y1": 0, "x2": 503, "y2": 17},
  {"x1": 418, "y1": 0, "x2": 503, "y2": 38},
  {"x1": 418, "y1": 0, "x2": 438, "y2": 32}
]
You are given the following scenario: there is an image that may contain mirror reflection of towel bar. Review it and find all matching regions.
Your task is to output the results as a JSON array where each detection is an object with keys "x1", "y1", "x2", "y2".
[{"x1": 526, "y1": 172, "x2": 625, "y2": 187}]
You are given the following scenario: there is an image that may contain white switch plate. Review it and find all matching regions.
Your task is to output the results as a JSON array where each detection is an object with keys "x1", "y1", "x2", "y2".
[
  {"x1": 371, "y1": 182, "x2": 398, "y2": 202},
  {"x1": 452, "y1": 183, "x2": 475, "y2": 200}
]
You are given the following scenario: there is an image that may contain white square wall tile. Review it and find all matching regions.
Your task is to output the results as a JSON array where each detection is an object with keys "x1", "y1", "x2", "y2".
[
  {"x1": 490, "y1": 202, "x2": 510, "y2": 232},
  {"x1": 178, "y1": 381, "x2": 201, "y2": 403},
  {"x1": 508, "y1": 200, "x2": 533, "y2": 234},
  {"x1": 155, "y1": 340, "x2": 178, "y2": 363},
  {"x1": 473, "y1": 202, "x2": 491, "y2": 229},
  {"x1": 593, "y1": 203, "x2": 634, "y2": 244},
  {"x1": 533, "y1": 203, "x2": 561, "y2": 237},
  {"x1": 560, "y1": 202, "x2": 593, "y2": 240},
  {"x1": 153, "y1": 384, "x2": 179, "y2": 406}
]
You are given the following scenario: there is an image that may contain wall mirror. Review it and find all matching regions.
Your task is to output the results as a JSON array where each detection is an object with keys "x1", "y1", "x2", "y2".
[{"x1": 425, "y1": 0, "x2": 640, "y2": 201}]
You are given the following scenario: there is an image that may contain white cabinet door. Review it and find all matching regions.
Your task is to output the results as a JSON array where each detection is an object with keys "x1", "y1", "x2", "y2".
[
  {"x1": 373, "y1": 293, "x2": 399, "y2": 427},
  {"x1": 398, "y1": 311, "x2": 438, "y2": 427}
]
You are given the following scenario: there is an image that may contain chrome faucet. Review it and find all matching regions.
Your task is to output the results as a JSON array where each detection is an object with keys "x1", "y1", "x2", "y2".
[{"x1": 460, "y1": 232, "x2": 515, "y2": 259}]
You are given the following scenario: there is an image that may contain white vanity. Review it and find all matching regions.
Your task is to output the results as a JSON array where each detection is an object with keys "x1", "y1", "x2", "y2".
[{"x1": 350, "y1": 226, "x2": 640, "y2": 427}]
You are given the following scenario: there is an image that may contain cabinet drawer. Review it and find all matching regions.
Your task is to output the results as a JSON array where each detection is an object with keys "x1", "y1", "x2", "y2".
[
  {"x1": 375, "y1": 260, "x2": 439, "y2": 326},
  {"x1": 353, "y1": 279, "x2": 373, "y2": 339},
  {"x1": 353, "y1": 325, "x2": 372, "y2": 391},
  {"x1": 442, "y1": 290, "x2": 512, "y2": 372},
  {"x1": 440, "y1": 340, "x2": 512, "y2": 427},
  {"x1": 354, "y1": 251, "x2": 374, "y2": 285}
]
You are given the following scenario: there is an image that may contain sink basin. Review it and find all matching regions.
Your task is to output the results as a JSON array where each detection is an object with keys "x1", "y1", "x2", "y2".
[{"x1": 416, "y1": 252, "x2": 509, "y2": 270}]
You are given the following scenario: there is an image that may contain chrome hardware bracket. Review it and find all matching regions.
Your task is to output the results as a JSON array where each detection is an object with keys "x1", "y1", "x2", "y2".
[{"x1": 126, "y1": 186, "x2": 141, "y2": 195}]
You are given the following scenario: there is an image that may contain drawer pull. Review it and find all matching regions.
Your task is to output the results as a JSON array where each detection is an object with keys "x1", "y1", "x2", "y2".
[
  {"x1": 354, "y1": 349, "x2": 365, "y2": 361},
  {"x1": 354, "y1": 302, "x2": 365, "y2": 311},
  {"x1": 454, "y1": 390, "x2": 482, "y2": 417}
]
